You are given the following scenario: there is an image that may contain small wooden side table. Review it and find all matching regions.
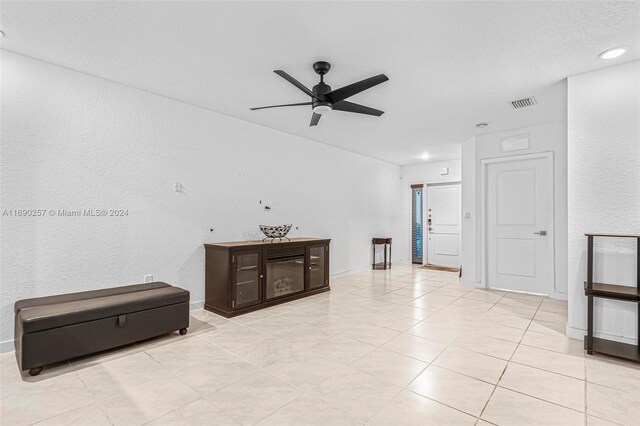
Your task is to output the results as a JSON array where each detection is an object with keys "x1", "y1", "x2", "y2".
[{"x1": 372, "y1": 237, "x2": 392, "y2": 270}]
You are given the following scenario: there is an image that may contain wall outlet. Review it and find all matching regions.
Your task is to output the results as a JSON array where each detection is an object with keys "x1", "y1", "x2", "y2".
[{"x1": 144, "y1": 274, "x2": 153, "y2": 283}]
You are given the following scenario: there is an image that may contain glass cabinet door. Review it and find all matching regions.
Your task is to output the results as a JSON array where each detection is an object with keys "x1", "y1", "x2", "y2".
[
  {"x1": 308, "y1": 245, "x2": 327, "y2": 289},
  {"x1": 232, "y1": 251, "x2": 261, "y2": 309}
]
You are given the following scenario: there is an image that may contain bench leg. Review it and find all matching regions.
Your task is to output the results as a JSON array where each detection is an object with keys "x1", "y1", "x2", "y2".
[
  {"x1": 29, "y1": 367, "x2": 43, "y2": 376},
  {"x1": 179, "y1": 328, "x2": 188, "y2": 335}
]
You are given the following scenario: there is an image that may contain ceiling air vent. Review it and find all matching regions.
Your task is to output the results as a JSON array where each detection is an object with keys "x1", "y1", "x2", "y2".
[
  {"x1": 511, "y1": 96, "x2": 537, "y2": 109},
  {"x1": 501, "y1": 135, "x2": 530, "y2": 152}
]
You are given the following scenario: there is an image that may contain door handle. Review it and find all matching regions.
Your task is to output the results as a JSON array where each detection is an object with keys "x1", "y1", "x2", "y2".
[{"x1": 534, "y1": 231, "x2": 547, "y2": 236}]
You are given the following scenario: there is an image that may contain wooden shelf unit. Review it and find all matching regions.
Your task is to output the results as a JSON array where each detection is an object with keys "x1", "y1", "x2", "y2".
[
  {"x1": 587, "y1": 337, "x2": 640, "y2": 363},
  {"x1": 584, "y1": 282, "x2": 640, "y2": 301},
  {"x1": 584, "y1": 233, "x2": 640, "y2": 363}
]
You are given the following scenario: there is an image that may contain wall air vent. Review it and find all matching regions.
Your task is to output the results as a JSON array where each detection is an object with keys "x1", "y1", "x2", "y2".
[
  {"x1": 511, "y1": 97, "x2": 537, "y2": 109},
  {"x1": 501, "y1": 135, "x2": 530, "y2": 152}
]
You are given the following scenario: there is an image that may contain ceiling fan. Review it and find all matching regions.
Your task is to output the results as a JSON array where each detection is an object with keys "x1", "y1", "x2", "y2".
[{"x1": 251, "y1": 61, "x2": 389, "y2": 126}]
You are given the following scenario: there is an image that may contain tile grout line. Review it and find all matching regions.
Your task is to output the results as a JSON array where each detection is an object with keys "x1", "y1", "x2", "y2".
[
  {"x1": 188, "y1": 319, "x2": 388, "y2": 423},
  {"x1": 333, "y1": 270, "x2": 481, "y2": 423},
  {"x1": 10, "y1": 266, "x2": 585, "y2": 426},
  {"x1": 138, "y1": 397, "x2": 210, "y2": 426},
  {"x1": 286, "y1": 270, "x2": 584, "y2": 423},
  {"x1": 143, "y1": 335, "x2": 318, "y2": 425},
  {"x1": 188, "y1": 271, "x2": 568, "y2": 425},
  {"x1": 449, "y1": 286, "x2": 514, "y2": 423},
  {"x1": 584, "y1": 354, "x2": 588, "y2": 426},
  {"x1": 27, "y1": 360, "x2": 116, "y2": 426},
  {"x1": 378, "y1": 282, "x2": 510, "y2": 423},
  {"x1": 478, "y1": 295, "x2": 592, "y2": 420},
  {"x1": 476, "y1": 295, "x2": 540, "y2": 422}
]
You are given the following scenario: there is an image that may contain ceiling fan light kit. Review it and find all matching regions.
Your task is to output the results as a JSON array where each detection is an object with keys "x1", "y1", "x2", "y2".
[
  {"x1": 251, "y1": 61, "x2": 389, "y2": 126},
  {"x1": 313, "y1": 104, "x2": 332, "y2": 115}
]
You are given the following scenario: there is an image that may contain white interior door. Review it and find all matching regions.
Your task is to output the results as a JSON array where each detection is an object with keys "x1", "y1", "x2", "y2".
[
  {"x1": 487, "y1": 157, "x2": 554, "y2": 294},
  {"x1": 426, "y1": 183, "x2": 461, "y2": 268}
]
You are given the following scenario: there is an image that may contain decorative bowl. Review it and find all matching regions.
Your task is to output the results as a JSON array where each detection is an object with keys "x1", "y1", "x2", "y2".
[{"x1": 259, "y1": 224, "x2": 292, "y2": 241}]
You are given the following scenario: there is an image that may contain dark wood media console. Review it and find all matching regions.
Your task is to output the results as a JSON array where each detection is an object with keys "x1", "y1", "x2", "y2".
[{"x1": 204, "y1": 237, "x2": 330, "y2": 317}]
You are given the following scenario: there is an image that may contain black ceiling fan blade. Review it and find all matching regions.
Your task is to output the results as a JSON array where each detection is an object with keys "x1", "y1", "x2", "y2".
[
  {"x1": 274, "y1": 70, "x2": 319, "y2": 100},
  {"x1": 332, "y1": 100, "x2": 384, "y2": 116},
  {"x1": 250, "y1": 102, "x2": 312, "y2": 111},
  {"x1": 325, "y1": 74, "x2": 389, "y2": 103},
  {"x1": 310, "y1": 112, "x2": 322, "y2": 126}
]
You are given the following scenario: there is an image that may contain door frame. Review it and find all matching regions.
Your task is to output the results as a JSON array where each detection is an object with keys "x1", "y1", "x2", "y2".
[
  {"x1": 423, "y1": 182, "x2": 462, "y2": 266},
  {"x1": 479, "y1": 151, "x2": 556, "y2": 295}
]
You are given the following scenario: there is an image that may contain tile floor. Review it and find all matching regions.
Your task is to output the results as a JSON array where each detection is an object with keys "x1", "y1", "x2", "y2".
[{"x1": 2, "y1": 264, "x2": 640, "y2": 425}]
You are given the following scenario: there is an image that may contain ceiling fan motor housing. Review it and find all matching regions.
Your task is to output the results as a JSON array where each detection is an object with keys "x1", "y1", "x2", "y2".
[{"x1": 312, "y1": 82, "x2": 332, "y2": 110}]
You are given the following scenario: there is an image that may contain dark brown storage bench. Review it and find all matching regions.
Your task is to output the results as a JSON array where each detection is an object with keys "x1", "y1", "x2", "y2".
[{"x1": 14, "y1": 282, "x2": 190, "y2": 376}]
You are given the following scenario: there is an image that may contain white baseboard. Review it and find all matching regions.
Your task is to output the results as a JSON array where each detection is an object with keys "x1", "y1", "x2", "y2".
[
  {"x1": 565, "y1": 324, "x2": 584, "y2": 341},
  {"x1": 469, "y1": 282, "x2": 568, "y2": 301},
  {"x1": 330, "y1": 261, "x2": 415, "y2": 279},
  {"x1": 330, "y1": 267, "x2": 371, "y2": 278},
  {"x1": 550, "y1": 292, "x2": 568, "y2": 301},
  {"x1": 0, "y1": 340, "x2": 14, "y2": 354},
  {"x1": 190, "y1": 300, "x2": 204, "y2": 310},
  {"x1": 566, "y1": 324, "x2": 638, "y2": 345},
  {"x1": 462, "y1": 280, "x2": 483, "y2": 289}
]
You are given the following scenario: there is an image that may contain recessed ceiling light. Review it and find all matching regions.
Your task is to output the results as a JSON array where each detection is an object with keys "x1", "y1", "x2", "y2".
[
  {"x1": 420, "y1": 152, "x2": 430, "y2": 160},
  {"x1": 476, "y1": 123, "x2": 489, "y2": 128},
  {"x1": 598, "y1": 47, "x2": 627, "y2": 60}
]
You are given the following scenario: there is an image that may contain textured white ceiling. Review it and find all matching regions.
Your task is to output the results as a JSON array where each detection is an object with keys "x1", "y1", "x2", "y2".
[{"x1": 1, "y1": 1, "x2": 638, "y2": 165}]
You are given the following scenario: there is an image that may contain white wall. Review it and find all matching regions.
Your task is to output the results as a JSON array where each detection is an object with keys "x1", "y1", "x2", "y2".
[
  {"x1": 0, "y1": 51, "x2": 404, "y2": 350},
  {"x1": 401, "y1": 159, "x2": 462, "y2": 185},
  {"x1": 461, "y1": 118, "x2": 568, "y2": 296},
  {"x1": 566, "y1": 61, "x2": 640, "y2": 344},
  {"x1": 399, "y1": 159, "x2": 462, "y2": 262}
]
